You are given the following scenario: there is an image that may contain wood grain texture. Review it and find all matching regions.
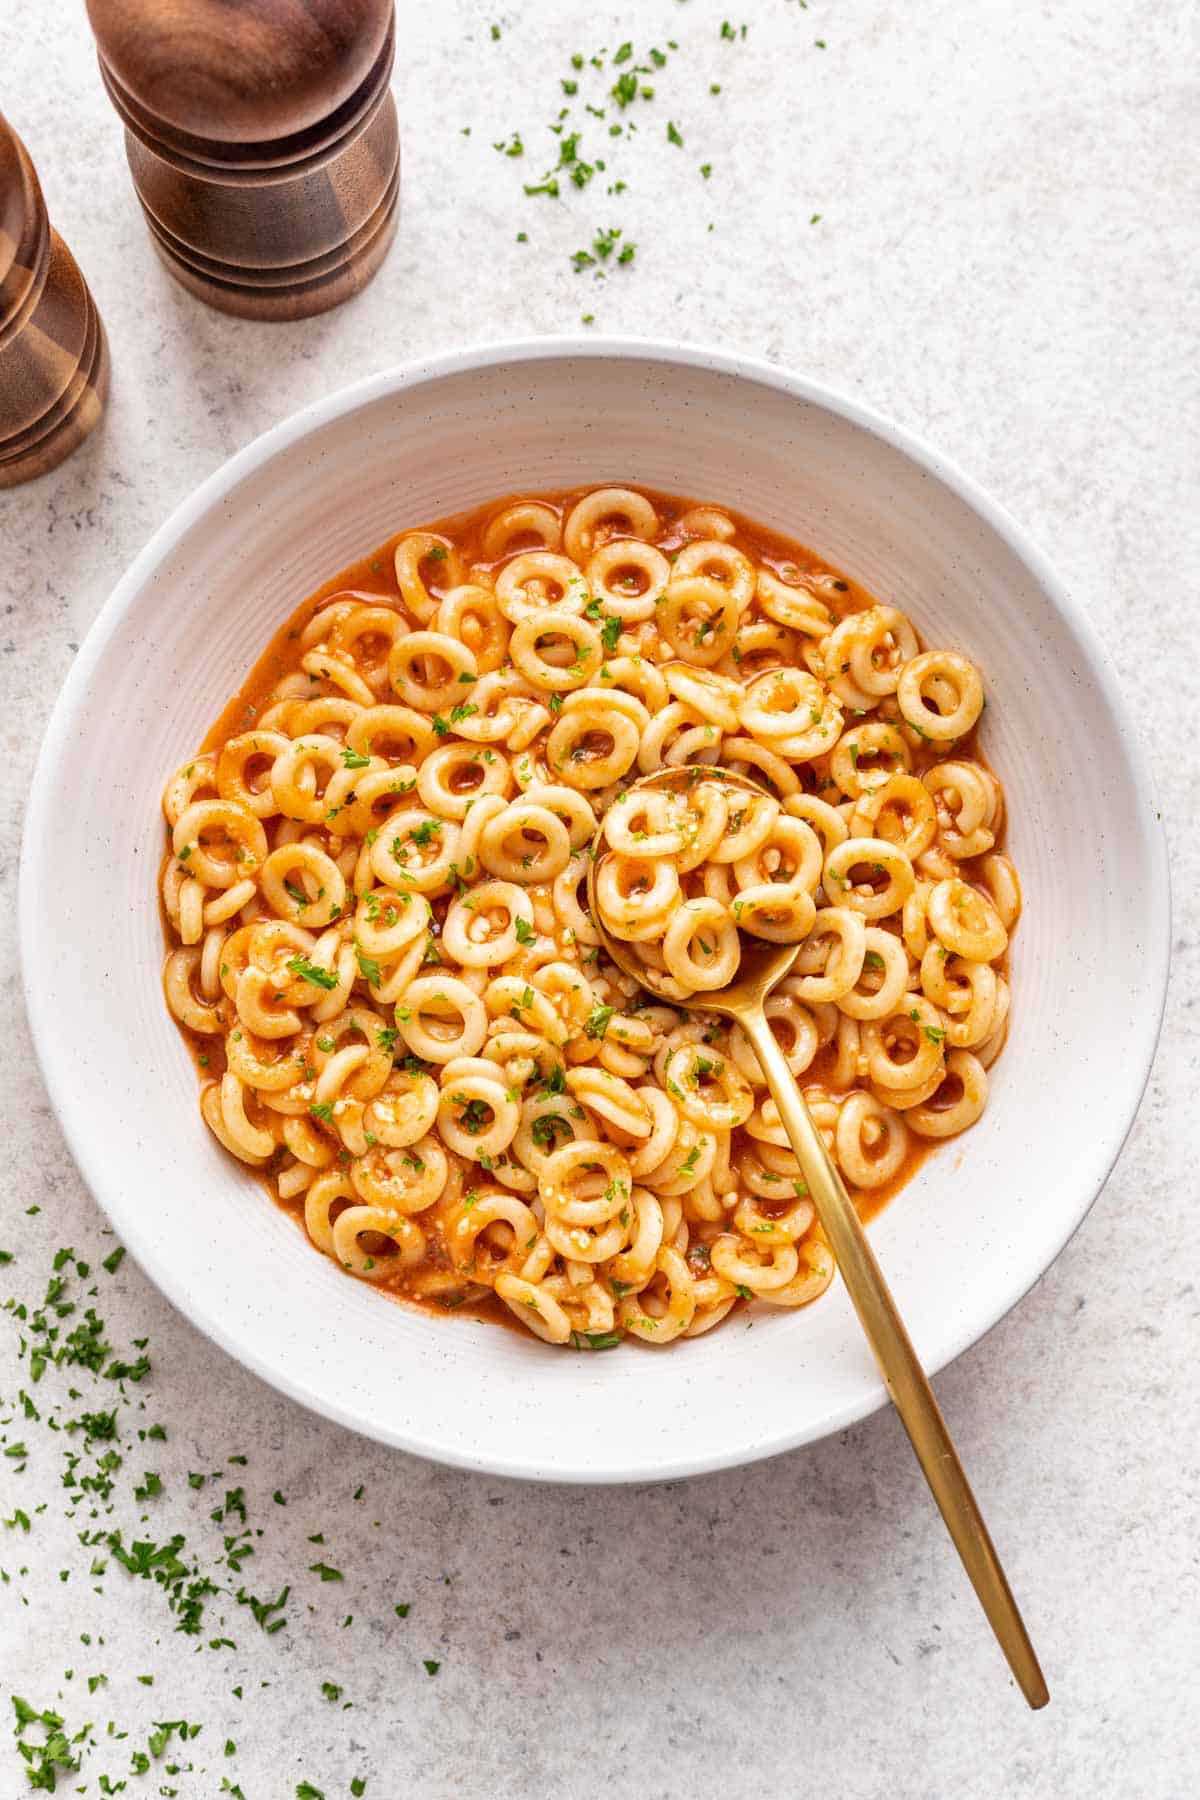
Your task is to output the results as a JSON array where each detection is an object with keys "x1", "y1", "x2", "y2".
[
  {"x1": 86, "y1": 0, "x2": 399, "y2": 320},
  {"x1": 0, "y1": 115, "x2": 108, "y2": 489}
]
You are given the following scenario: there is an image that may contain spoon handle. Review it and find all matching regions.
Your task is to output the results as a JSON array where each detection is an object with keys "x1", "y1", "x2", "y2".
[{"x1": 738, "y1": 1006, "x2": 1049, "y2": 1710}]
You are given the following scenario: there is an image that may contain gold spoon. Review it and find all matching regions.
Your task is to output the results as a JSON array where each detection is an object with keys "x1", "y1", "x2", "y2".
[{"x1": 588, "y1": 764, "x2": 1049, "y2": 1709}]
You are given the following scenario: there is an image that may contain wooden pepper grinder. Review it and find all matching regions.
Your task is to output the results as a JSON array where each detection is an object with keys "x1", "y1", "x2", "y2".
[
  {"x1": 85, "y1": 0, "x2": 399, "y2": 321},
  {"x1": 0, "y1": 116, "x2": 109, "y2": 489}
]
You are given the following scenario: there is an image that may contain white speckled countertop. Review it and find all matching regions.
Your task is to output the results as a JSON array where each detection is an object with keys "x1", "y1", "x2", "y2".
[{"x1": 2, "y1": 2, "x2": 1197, "y2": 1794}]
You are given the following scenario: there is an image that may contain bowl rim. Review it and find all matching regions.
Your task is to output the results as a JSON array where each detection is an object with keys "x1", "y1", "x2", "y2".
[{"x1": 18, "y1": 335, "x2": 1172, "y2": 1481}]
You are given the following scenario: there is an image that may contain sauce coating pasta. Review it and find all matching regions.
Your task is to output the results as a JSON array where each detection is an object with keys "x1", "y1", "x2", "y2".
[{"x1": 160, "y1": 487, "x2": 1019, "y2": 1349}]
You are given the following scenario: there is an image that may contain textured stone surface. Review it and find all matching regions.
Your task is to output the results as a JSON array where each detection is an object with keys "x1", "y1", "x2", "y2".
[{"x1": 1, "y1": 2, "x2": 1197, "y2": 1795}]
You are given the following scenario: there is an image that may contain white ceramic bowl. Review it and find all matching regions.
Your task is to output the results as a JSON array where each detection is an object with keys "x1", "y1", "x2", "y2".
[{"x1": 20, "y1": 340, "x2": 1169, "y2": 1482}]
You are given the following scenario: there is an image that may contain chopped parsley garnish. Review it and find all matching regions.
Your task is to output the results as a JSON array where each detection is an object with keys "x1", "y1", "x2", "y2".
[
  {"x1": 354, "y1": 943, "x2": 383, "y2": 987},
  {"x1": 584, "y1": 1003, "x2": 614, "y2": 1039},
  {"x1": 286, "y1": 954, "x2": 338, "y2": 990},
  {"x1": 569, "y1": 1329, "x2": 623, "y2": 1351}
]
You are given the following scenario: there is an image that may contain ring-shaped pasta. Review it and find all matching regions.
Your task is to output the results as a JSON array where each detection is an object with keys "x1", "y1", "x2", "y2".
[
  {"x1": 362, "y1": 1069, "x2": 440, "y2": 1148},
  {"x1": 415, "y1": 742, "x2": 509, "y2": 822},
  {"x1": 225, "y1": 1026, "x2": 306, "y2": 1093},
  {"x1": 753, "y1": 1237, "x2": 836, "y2": 1308},
  {"x1": 849, "y1": 771, "x2": 937, "y2": 859},
  {"x1": 165, "y1": 490, "x2": 1020, "y2": 1354},
  {"x1": 663, "y1": 1045, "x2": 755, "y2": 1131},
  {"x1": 563, "y1": 487, "x2": 659, "y2": 563},
  {"x1": 739, "y1": 667, "x2": 843, "y2": 759},
  {"x1": 731, "y1": 1184, "x2": 814, "y2": 1246},
  {"x1": 396, "y1": 976, "x2": 488, "y2": 1063},
  {"x1": 927, "y1": 877, "x2": 1008, "y2": 961},
  {"x1": 828, "y1": 721, "x2": 912, "y2": 800},
  {"x1": 476, "y1": 801, "x2": 572, "y2": 882},
  {"x1": 707, "y1": 789, "x2": 778, "y2": 864},
  {"x1": 482, "y1": 501, "x2": 563, "y2": 559},
  {"x1": 618, "y1": 1245, "x2": 697, "y2": 1343},
  {"x1": 835, "y1": 1092, "x2": 909, "y2": 1188},
  {"x1": 437, "y1": 1070, "x2": 521, "y2": 1160},
  {"x1": 163, "y1": 753, "x2": 218, "y2": 827},
  {"x1": 585, "y1": 539, "x2": 670, "y2": 621},
  {"x1": 671, "y1": 539, "x2": 757, "y2": 606},
  {"x1": 836, "y1": 926, "x2": 911, "y2": 1021},
  {"x1": 789, "y1": 906, "x2": 868, "y2": 1003},
  {"x1": 606, "y1": 1187, "x2": 665, "y2": 1286},
  {"x1": 919, "y1": 949, "x2": 999, "y2": 1049},
  {"x1": 551, "y1": 851, "x2": 600, "y2": 947},
  {"x1": 656, "y1": 574, "x2": 742, "y2": 667},
  {"x1": 602, "y1": 788, "x2": 690, "y2": 858},
  {"x1": 823, "y1": 837, "x2": 916, "y2": 919},
  {"x1": 662, "y1": 664, "x2": 743, "y2": 733},
  {"x1": 566, "y1": 1067, "x2": 654, "y2": 1139},
  {"x1": 896, "y1": 650, "x2": 984, "y2": 741},
  {"x1": 546, "y1": 704, "x2": 641, "y2": 790},
  {"x1": 633, "y1": 703, "x2": 720, "y2": 777},
  {"x1": 332, "y1": 1205, "x2": 426, "y2": 1278},
  {"x1": 173, "y1": 798, "x2": 268, "y2": 887},
  {"x1": 922, "y1": 760, "x2": 998, "y2": 859},
  {"x1": 298, "y1": 648, "x2": 375, "y2": 707},
  {"x1": 394, "y1": 532, "x2": 462, "y2": 623},
  {"x1": 387, "y1": 630, "x2": 478, "y2": 711},
  {"x1": 164, "y1": 947, "x2": 225, "y2": 1033},
  {"x1": 370, "y1": 809, "x2": 461, "y2": 895},
  {"x1": 755, "y1": 567, "x2": 832, "y2": 636},
  {"x1": 216, "y1": 731, "x2": 290, "y2": 819},
  {"x1": 720, "y1": 735, "x2": 803, "y2": 797},
  {"x1": 350, "y1": 1135, "x2": 448, "y2": 1214},
  {"x1": 678, "y1": 505, "x2": 736, "y2": 542},
  {"x1": 433, "y1": 583, "x2": 510, "y2": 674},
  {"x1": 324, "y1": 603, "x2": 407, "y2": 694},
  {"x1": 732, "y1": 815, "x2": 823, "y2": 894},
  {"x1": 268, "y1": 734, "x2": 348, "y2": 825},
  {"x1": 509, "y1": 609, "x2": 604, "y2": 689},
  {"x1": 595, "y1": 655, "x2": 669, "y2": 714},
  {"x1": 710, "y1": 1234, "x2": 800, "y2": 1294},
  {"x1": 979, "y1": 852, "x2": 1022, "y2": 931},
  {"x1": 538, "y1": 1140, "x2": 633, "y2": 1228},
  {"x1": 860, "y1": 996, "x2": 946, "y2": 1091},
  {"x1": 732, "y1": 883, "x2": 817, "y2": 944},
  {"x1": 823, "y1": 605, "x2": 919, "y2": 699},
  {"x1": 906, "y1": 1050, "x2": 988, "y2": 1138},
  {"x1": 260, "y1": 842, "x2": 346, "y2": 927},
  {"x1": 441, "y1": 880, "x2": 534, "y2": 968},
  {"x1": 661, "y1": 899, "x2": 740, "y2": 992},
  {"x1": 495, "y1": 551, "x2": 590, "y2": 623},
  {"x1": 343, "y1": 704, "x2": 438, "y2": 765},
  {"x1": 448, "y1": 1188, "x2": 542, "y2": 1282},
  {"x1": 594, "y1": 853, "x2": 679, "y2": 929},
  {"x1": 354, "y1": 887, "x2": 429, "y2": 958},
  {"x1": 312, "y1": 1007, "x2": 393, "y2": 1101},
  {"x1": 673, "y1": 781, "x2": 731, "y2": 873},
  {"x1": 494, "y1": 1272, "x2": 573, "y2": 1343}
]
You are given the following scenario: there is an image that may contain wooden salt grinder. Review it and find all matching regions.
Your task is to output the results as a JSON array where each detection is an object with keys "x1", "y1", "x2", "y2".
[
  {"x1": 85, "y1": 0, "x2": 400, "y2": 321},
  {"x1": 0, "y1": 116, "x2": 109, "y2": 489}
]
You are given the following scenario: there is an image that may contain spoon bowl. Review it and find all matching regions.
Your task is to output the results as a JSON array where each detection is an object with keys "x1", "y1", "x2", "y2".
[{"x1": 587, "y1": 763, "x2": 802, "y2": 1012}]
